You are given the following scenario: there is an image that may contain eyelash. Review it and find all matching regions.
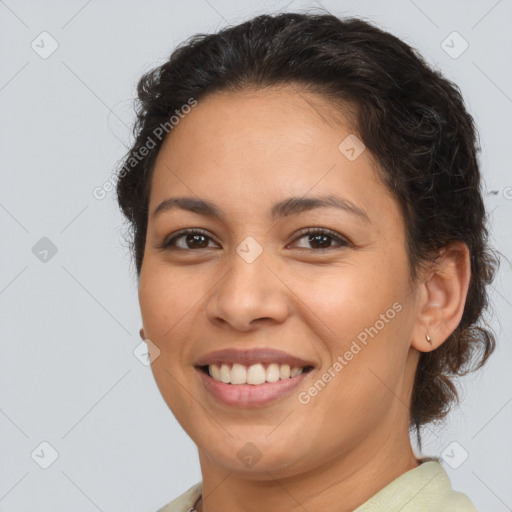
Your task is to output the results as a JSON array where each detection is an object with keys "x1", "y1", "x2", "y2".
[{"x1": 157, "y1": 227, "x2": 350, "y2": 252}]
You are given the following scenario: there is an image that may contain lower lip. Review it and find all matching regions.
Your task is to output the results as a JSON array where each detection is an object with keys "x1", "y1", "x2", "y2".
[{"x1": 196, "y1": 367, "x2": 312, "y2": 407}]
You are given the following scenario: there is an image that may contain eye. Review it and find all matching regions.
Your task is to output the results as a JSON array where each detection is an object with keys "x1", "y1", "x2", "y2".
[
  {"x1": 158, "y1": 229, "x2": 219, "y2": 250},
  {"x1": 157, "y1": 227, "x2": 349, "y2": 252},
  {"x1": 289, "y1": 227, "x2": 350, "y2": 251}
]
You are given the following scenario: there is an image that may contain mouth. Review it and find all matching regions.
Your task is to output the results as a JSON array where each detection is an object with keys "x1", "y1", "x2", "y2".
[
  {"x1": 195, "y1": 364, "x2": 315, "y2": 407},
  {"x1": 194, "y1": 347, "x2": 317, "y2": 407},
  {"x1": 197, "y1": 363, "x2": 314, "y2": 385}
]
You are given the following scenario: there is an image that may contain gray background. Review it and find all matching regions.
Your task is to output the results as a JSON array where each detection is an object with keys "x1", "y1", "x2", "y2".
[{"x1": 1, "y1": 0, "x2": 511, "y2": 511}]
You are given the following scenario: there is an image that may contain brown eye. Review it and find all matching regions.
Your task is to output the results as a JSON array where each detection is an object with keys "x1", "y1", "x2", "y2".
[
  {"x1": 290, "y1": 228, "x2": 350, "y2": 251},
  {"x1": 159, "y1": 229, "x2": 219, "y2": 250},
  {"x1": 157, "y1": 227, "x2": 350, "y2": 252}
]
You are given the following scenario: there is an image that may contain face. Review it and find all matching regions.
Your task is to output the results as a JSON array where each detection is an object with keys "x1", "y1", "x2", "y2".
[{"x1": 138, "y1": 85, "x2": 421, "y2": 479}]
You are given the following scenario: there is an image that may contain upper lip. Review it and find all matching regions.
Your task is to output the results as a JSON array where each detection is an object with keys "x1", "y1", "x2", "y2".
[{"x1": 194, "y1": 348, "x2": 317, "y2": 369}]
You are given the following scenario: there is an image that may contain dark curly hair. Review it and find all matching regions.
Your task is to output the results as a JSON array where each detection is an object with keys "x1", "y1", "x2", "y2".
[{"x1": 115, "y1": 11, "x2": 498, "y2": 439}]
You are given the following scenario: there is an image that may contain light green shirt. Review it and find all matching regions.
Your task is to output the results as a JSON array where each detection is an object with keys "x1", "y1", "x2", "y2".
[{"x1": 157, "y1": 460, "x2": 478, "y2": 511}]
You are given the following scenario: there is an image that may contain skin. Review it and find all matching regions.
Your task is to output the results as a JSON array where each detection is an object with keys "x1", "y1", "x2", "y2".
[{"x1": 138, "y1": 85, "x2": 470, "y2": 512}]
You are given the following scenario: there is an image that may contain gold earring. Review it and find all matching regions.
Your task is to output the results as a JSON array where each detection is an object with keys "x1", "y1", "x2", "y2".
[{"x1": 425, "y1": 333, "x2": 432, "y2": 345}]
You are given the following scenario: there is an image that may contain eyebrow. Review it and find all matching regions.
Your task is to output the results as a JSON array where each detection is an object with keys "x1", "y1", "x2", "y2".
[{"x1": 152, "y1": 194, "x2": 370, "y2": 223}]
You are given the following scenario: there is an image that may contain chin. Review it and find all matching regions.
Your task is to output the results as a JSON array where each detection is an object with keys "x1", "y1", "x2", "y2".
[{"x1": 199, "y1": 441, "x2": 313, "y2": 480}]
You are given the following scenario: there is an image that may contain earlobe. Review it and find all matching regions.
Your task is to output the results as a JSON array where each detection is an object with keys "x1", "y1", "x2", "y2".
[
  {"x1": 139, "y1": 327, "x2": 146, "y2": 340},
  {"x1": 411, "y1": 242, "x2": 471, "y2": 353}
]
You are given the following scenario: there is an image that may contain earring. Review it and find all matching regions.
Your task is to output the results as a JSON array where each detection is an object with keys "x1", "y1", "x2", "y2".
[
  {"x1": 425, "y1": 333, "x2": 432, "y2": 345},
  {"x1": 139, "y1": 328, "x2": 145, "y2": 341}
]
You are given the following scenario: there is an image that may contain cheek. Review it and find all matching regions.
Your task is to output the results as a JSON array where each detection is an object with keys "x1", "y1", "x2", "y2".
[
  {"x1": 294, "y1": 255, "x2": 412, "y2": 395},
  {"x1": 297, "y1": 258, "x2": 406, "y2": 339},
  {"x1": 138, "y1": 266, "x2": 196, "y2": 344},
  {"x1": 138, "y1": 267, "x2": 199, "y2": 413}
]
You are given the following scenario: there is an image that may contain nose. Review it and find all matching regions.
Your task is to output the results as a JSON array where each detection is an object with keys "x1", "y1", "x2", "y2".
[{"x1": 205, "y1": 250, "x2": 290, "y2": 332}]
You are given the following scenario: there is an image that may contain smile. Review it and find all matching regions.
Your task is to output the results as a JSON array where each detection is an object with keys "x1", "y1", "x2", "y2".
[
  {"x1": 202, "y1": 362, "x2": 314, "y2": 385},
  {"x1": 196, "y1": 365, "x2": 314, "y2": 407}
]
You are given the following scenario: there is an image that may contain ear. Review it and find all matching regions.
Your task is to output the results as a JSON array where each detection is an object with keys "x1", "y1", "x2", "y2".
[
  {"x1": 139, "y1": 327, "x2": 146, "y2": 340},
  {"x1": 411, "y1": 242, "x2": 471, "y2": 352}
]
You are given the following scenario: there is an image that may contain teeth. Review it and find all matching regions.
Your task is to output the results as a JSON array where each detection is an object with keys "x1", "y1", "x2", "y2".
[
  {"x1": 208, "y1": 362, "x2": 307, "y2": 385},
  {"x1": 219, "y1": 363, "x2": 231, "y2": 383},
  {"x1": 231, "y1": 363, "x2": 247, "y2": 385},
  {"x1": 280, "y1": 364, "x2": 291, "y2": 380},
  {"x1": 291, "y1": 366, "x2": 303, "y2": 377},
  {"x1": 247, "y1": 363, "x2": 266, "y2": 385},
  {"x1": 210, "y1": 363, "x2": 220, "y2": 381},
  {"x1": 266, "y1": 363, "x2": 280, "y2": 382}
]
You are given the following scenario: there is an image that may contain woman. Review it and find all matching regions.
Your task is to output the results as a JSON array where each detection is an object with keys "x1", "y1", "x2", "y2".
[{"x1": 115, "y1": 11, "x2": 497, "y2": 512}]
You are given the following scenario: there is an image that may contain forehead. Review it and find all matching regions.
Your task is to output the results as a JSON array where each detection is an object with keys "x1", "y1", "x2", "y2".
[
  {"x1": 148, "y1": 85, "x2": 398, "y2": 225},
  {"x1": 159, "y1": 85, "x2": 357, "y2": 153}
]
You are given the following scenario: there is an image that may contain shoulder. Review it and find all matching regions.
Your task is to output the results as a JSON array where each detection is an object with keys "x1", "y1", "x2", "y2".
[
  {"x1": 416, "y1": 460, "x2": 478, "y2": 511},
  {"x1": 355, "y1": 460, "x2": 478, "y2": 512},
  {"x1": 156, "y1": 482, "x2": 202, "y2": 512}
]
